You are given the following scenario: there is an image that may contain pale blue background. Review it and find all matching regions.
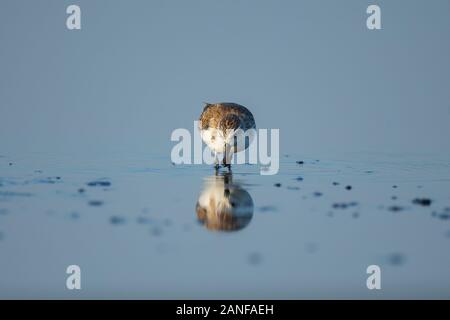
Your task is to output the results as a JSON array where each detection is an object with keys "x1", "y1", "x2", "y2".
[{"x1": 1, "y1": 0, "x2": 449, "y2": 157}]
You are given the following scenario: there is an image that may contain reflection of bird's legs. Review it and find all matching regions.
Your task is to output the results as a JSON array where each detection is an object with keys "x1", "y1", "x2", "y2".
[
  {"x1": 214, "y1": 151, "x2": 220, "y2": 170},
  {"x1": 223, "y1": 172, "x2": 231, "y2": 197}
]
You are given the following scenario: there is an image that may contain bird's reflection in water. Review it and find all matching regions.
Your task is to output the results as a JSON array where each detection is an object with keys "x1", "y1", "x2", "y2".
[{"x1": 196, "y1": 173, "x2": 254, "y2": 232}]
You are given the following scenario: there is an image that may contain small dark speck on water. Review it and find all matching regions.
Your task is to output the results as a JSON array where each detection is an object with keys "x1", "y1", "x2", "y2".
[
  {"x1": 387, "y1": 253, "x2": 406, "y2": 266},
  {"x1": 332, "y1": 202, "x2": 358, "y2": 210},
  {"x1": 412, "y1": 198, "x2": 432, "y2": 207},
  {"x1": 345, "y1": 185, "x2": 352, "y2": 190},
  {"x1": 258, "y1": 205, "x2": 277, "y2": 213},
  {"x1": 36, "y1": 177, "x2": 58, "y2": 184},
  {"x1": 391, "y1": 196, "x2": 398, "y2": 200},
  {"x1": 295, "y1": 177, "x2": 303, "y2": 181},
  {"x1": 110, "y1": 216, "x2": 126, "y2": 225},
  {"x1": 274, "y1": 183, "x2": 282, "y2": 188},
  {"x1": 388, "y1": 205, "x2": 404, "y2": 212},
  {"x1": 365, "y1": 171, "x2": 374, "y2": 174},
  {"x1": 332, "y1": 182, "x2": 339, "y2": 186},
  {"x1": 78, "y1": 188, "x2": 85, "y2": 193},
  {"x1": 88, "y1": 200, "x2": 103, "y2": 207},
  {"x1": 296, "y1": 161, "x2": 304, "y2": 165},
  {"x1": 8, "y1": 163, "x2": 13, "y2": 166},
  {"x1": 434, "y1": 210, "x2": 450, "y2": 220},
  {"x1": 313, "y1": 192, "x2": 323, "y2": 197},
  {"x1": 392, "y1": 185, "x2": 398, "y2": 189},
  {"x1": 287, "y1": 186, "x2": 300, "y2": 190},
  {"x1": 87, "y1": 180, "x2": 111, "y2": 187},
  {"x1": 247, "y1": 252, "x2": 263, "y2": 266}
]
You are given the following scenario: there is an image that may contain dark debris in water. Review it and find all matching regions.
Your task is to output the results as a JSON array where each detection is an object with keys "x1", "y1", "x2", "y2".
[
  {"x1": 274, "y1": 183, "x2": 282, "y2": 188},
  {"x1": 412, "y1": 198, "x2": 432, "y2": 207},
  {"x1": 345, "y1": 185, "x2": 352, "y2": 190},
  {"x1": 295, "y1": 177, "x2": 303, "y2": 182},
  {"x1": 332, "y1": 182, "x2": 339, "y2": 186},
  {"x1": 35, "y1": 177, "x2": 62, "y2": 184},
  {"x1": 110, "y1": 216, "x2": 126, "y2": 225},
  {"x1": 332, "y1": 202, "x2": 358, "y2": 210},
  {"x1": 432, "y1": 207, "x2": 450, "y2": 220},
  {"x1": 388, "y1": 205, "x2": 404, "y2": 212},
  {"x1": 313, "y1": 192, "x2": 323, "y2": 197},
  {"x1": 296, "y1": 161, "x2": 304, "y2": 165},
  {"x1": 87, "y1": 180, "x2": 111, "y2": 187},
  {"x1": 258, "y1": 205, "x2": 277, "y2": 213},
  {"x1": 88, "y1": 200, "x2": 103, "y2": 207},
  {"x1": 387, "y1": 253, "x2": 406, "y2": 266}
]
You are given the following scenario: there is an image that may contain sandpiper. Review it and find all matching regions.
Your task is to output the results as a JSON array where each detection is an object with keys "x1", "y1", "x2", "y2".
[{"x1": 198, "y1": 102, "x2": 256, "y2": 169}]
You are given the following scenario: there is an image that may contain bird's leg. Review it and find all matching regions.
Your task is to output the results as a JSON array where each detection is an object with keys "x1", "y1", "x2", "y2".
[
  {"x1": 222, "y1": 144, "x2": 232, "y2": 170},
  {"x1": 214, "y1": 151, "x2": 220, "y2": 171}
]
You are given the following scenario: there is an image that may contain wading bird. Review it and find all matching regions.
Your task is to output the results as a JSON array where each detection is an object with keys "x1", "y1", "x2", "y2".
[{"x1": 198, "y1": 102, "x2": 256, "y2": 170}]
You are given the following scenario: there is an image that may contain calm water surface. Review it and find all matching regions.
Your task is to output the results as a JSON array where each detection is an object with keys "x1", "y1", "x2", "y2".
[{"x1": 0, "y1": 152, "x2": 450, "y2": 298}]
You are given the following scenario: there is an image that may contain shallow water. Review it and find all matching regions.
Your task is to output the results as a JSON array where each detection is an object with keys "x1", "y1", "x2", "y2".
[{"x1": 1, "y1": 152, "x2": 450, "y2": 299}]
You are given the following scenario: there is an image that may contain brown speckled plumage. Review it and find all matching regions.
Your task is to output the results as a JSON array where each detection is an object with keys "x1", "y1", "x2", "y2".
[{"x1": 198, "y1": 102, "x2": 256, "y2": 131}]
